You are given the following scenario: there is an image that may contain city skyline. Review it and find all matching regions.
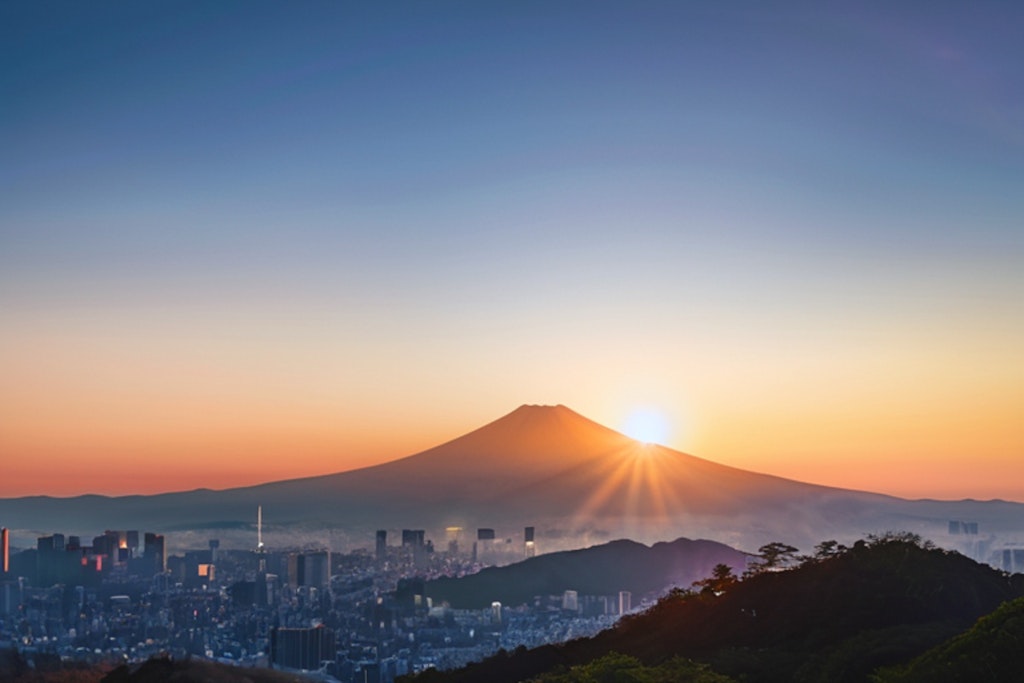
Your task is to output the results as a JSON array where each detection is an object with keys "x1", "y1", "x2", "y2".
[{"x1": 2, "y1": 2, "x2": 1022, "y2": 501}]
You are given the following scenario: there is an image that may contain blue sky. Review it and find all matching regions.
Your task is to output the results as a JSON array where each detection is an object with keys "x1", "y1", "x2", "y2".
[{"x1": 1, "y1": 1, "x2": 1022, "y2": 497}]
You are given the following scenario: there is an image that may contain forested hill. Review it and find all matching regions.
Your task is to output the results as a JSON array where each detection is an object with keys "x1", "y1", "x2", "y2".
[
  {"x1": 875, "y1": 594, "x2": 1024, "y2": 682},
  {"x1": 407, "y1": 535, "x2": 1024, "y2": 683},
  {"x1": 425, "y1": 537, "x2": 749, "y2": 609}
]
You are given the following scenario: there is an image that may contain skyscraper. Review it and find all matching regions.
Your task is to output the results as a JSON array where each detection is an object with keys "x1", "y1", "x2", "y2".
[
  {"x1": 375, "y1": 530, "x2": 387, "y2": 562},
  {"x1": 303, "y1": 550, "x2": 331, "y2": 589},
  {"x1": 445, "y1": 527, "x2": 462, "y2": 556},
  {"x1": 144, "y1": 533, "x2": 165, "y2": 574},
  {"x1": 618, "y1": 590, "x2": 632, "y2": 615},
  {"x1": 401, "y1": 529, "x2": 425, "y2": 547},
  {"x1": 256, "y1": 505, "x2": 266, "y2": 572},
  {"x1": 1, "y1": 528, "x2": 8, "y2": 574}
]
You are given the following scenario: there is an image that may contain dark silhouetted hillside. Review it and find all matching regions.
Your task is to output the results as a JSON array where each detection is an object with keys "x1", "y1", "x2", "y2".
[
  {"x1": 102, "y1": 656, "x2": 310, "y2": 682},
  {"x1": 407, "y1": 536, "x2": 1024, "y2": 683},
  {"x1": 425, "y1": 537, "x2": 749, "y2": 609},
  {"x1": 875, "y1": 594, "x2": 1024, "y2": 682}
]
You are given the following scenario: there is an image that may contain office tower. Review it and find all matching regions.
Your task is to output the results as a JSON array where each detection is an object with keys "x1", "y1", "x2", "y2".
[
  {"x1": 288, "y1": 553, "x2": 303, "y2": 588},
  {"x1": 93, "y1": 532, "x2": 120, "y2": 565},
  {"x1": 1, "y1": 528, "x2": 7, "y2": 574},
  {"x1": 618, "y1": 590, "x2": 632, "y2": 615},
  {"x1": 562, "y1": 590, "x2": 578, "y2": 612},
  {"x1": 304, "y1": 550, "x2": 331, "y2": 589},
  {"x1": 401, "y1": 529, "x2": 425, "y2": 547},
  {"x1": 524, "y1": 526, "x2": 535, "y2": 558},
  {"x1": 38, "y1": 534, "x2": 65, "y2": 553},
  {"x1": 37, "y1": 534, "x2": 65, "y2": 586},
  {"x1": 0, "y1": 580, "x2": 20, "y2": 615},
  {"x1": 144, "y1": 533, "x2": 165, "y2": 574},
  {"x1": 475, "y1": 528, "x2": 496, "y2": 563},
  {"x1": 375, "y1": 530, "x2": 387, "y2": 562},
  {"x1": 126, "y1": 530, "x2": 139, "y2": 555}
]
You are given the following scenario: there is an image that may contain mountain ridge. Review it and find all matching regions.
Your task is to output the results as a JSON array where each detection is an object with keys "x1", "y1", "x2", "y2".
[{"x1": 0, "y1": 405, "x2": 1021, "y2": 555}]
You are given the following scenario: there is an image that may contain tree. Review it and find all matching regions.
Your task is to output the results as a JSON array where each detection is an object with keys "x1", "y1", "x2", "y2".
[
  {"x1": 745, "y1": 542, "x2": 800, "y2": 576},
  {"x1": 865, "y1": 531, "x2": 935, "y2": 550},
  {"x1": 812, "y1": 539, "x2": 848, "y2": 561},
  {"x1": 692, "y1": 563, "x2": 738, "y2": 595}
]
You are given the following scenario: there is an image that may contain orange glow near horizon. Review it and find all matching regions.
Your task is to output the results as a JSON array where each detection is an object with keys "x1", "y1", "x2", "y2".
[{"x1": 0, "y1": 390, "x2": 1022, "y2": 501}]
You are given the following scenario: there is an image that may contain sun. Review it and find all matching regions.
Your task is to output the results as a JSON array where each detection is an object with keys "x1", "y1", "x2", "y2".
[{"x1": 621, "y1": 408, "x2": 671, "y2": 445}]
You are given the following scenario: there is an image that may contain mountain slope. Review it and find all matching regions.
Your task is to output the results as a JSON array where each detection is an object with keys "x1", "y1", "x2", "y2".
[{"x1": 0, "y1": 405, "x2": 1021, "y2": 554}]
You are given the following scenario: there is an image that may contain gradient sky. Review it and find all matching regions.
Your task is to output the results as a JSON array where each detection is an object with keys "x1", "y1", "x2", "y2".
[{"x1": 2, "y1": 1, "x2": 1021, "y2": 500}]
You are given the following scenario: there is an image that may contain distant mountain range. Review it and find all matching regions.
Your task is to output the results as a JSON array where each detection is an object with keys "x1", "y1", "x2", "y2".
[
  {"x1": 424, "y1": 537, "x2": 749, "y2": 609},
  {"x1": 1, "y1": 404, "x2": 1021, "y2": 554}
]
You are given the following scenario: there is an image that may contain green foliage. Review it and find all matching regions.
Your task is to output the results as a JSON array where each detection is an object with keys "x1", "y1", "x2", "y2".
[
  {"x1": 872, "y1": 596, "x2": 1024, "y2": 683},
  {"x1": 529, "y1": 652, "x2": 735, "y2": 683}
]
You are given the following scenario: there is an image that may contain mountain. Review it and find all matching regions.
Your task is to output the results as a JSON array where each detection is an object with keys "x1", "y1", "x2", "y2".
[
  {"x1": 1, "y1": 405, "x2": 1021, "y2": 554},
  {"x1": 423, "y1": 537, "x2": 750, "y2": 609},
  {"x1": 410, "y1": 536, "x2": 1024, "y2": 683}
]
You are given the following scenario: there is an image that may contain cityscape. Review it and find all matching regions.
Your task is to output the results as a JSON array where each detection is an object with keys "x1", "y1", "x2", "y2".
[
  {"x1": 1, "y1": 515, "x2": 648, "y2": 682},
  {"x1": 4, "y1": 488, "x2": 1024, "y2": 682}
]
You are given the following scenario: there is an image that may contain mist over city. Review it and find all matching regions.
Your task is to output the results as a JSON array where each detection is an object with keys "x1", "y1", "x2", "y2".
[{"x1": 2, "y1": 2, "x2": 1022, "y2": 682}]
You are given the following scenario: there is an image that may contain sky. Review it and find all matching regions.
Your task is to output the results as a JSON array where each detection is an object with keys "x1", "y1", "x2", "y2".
[{"x1": 1, "y1": 1, "x2": 1021, "y2": 500}]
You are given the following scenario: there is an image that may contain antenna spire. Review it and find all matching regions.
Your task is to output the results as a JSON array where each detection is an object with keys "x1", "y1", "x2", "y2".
[{"x1": 257, "y1": 505, "x2": 266, "y2": 573}]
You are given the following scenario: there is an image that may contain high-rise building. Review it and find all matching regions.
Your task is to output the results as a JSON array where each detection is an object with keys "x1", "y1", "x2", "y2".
[
  {"x1": 524, "y1": 526, "x2": 535, "y2": 558},
  {"x1": 1, "y1": 528, "x2": 8, "y2": 574},
  {"x1": 0, "y1": 580, "x2": 20, "y2": 615},
  {"x1": 37, "y1": 534, "x2": 66, "y2": 586},
  {"x1": 618, "y1": 590, "x2": 632, "y2": 615},
  {"x1": 256, "y1": 505, "x2": 267, "y2": 572},
  {"x1": 126, "y1": 530, "x2": 139, "y2": 555},
  {"x1": 92, "y1": 532, "x2": 120, "y2": 566},
  {"x1": 144, "y1": 533, "x2": 165, "y2": 574},
  {"x1": 37, "y1": 534, "x2": 65, "y2": 553},
  {"x1": 375, "y1": 530, "x2": 387, "y2": 562},
  {"x1": 562, "y1": 590, "x2": 578, "y2": 612},
  {"x1": 304, "y1": 550, "x2": 331, "y2": 589},
  {"x1": 401, "y1": 529, "x2": 425, "y2": 547},
  {"x1": 445, "y1": 527, "x2": 462, "y2": 556}
]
